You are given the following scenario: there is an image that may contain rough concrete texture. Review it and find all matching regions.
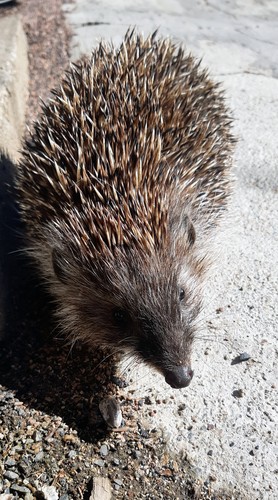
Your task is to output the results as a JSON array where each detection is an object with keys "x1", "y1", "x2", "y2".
[
  {"x1": 62, "y1": 1, "x2": 278, "y2": 498},
  {"x1": 0, "y1": 14, "x2": 28, "y2": 161}
]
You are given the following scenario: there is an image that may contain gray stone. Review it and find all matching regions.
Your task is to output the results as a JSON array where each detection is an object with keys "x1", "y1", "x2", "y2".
[
  {"x1": 94, "y1": 459, "x2": 105, "y2": 467},
  {"x1": 40, "y1": 486, "x2": 59, "y2": 500},
  {"x1": 32, "y1": 431, "x2": 43, "y2": 442},
  {"x1": 99, "y1": 397, "x2": 122, "y2": 428},
  {"x1": 34, "y1": 451, "x2": 44, "y2": 462},
  {"x1": 4, "y1": 460, "x2": 16, "y2": 468},
  {"x1": 99, "y1": 444, "x2": 109, "y2": 457},
  {"x1": 10, "y1": 484, "x2": 30, "y2": 494},
  {"x1": 3, "y1": 471, "x2": 19, "y2": 481}
]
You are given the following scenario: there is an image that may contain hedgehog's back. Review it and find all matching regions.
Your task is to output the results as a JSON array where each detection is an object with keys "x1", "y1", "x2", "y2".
[{"x1": 18, "y1": 32, "x2": 234, "y2": 243}]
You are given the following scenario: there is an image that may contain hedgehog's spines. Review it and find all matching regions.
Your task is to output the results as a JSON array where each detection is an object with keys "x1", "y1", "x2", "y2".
[{"x1": 17, "y1": 31, "x2": 234, "y2": 262}]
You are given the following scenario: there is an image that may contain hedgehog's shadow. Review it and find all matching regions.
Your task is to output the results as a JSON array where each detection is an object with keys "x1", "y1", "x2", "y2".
[{"x1": 0, "y1": 153, "x2": 115, "y2": 443}]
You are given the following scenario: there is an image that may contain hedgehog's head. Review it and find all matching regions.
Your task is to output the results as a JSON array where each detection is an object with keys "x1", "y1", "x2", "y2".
[{"x1": 47, "y1": 206, "x2": 205, "y2": 389}]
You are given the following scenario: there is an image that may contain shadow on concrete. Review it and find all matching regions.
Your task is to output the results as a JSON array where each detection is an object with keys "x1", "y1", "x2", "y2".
[
  {"x1": 0, "y1": 1, "x2": 18, "y2": 9},
  {"x1": 0, "y1": 153, "x2": 116, "y2": 443}
]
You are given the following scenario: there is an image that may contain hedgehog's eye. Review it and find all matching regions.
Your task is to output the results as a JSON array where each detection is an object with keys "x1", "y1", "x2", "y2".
[
  {"x1": 179, "y1": 288, "x2": 185, "y2": 301},
  {"x1": 113, "y1": 308, "x2": 129, "y2": 327}
]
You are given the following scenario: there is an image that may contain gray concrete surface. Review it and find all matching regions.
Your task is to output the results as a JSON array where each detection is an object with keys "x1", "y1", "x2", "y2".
[
  {"x1": 0, "y1": 14, "x2": 28, "y2": 161},
  {"x1": 63, "y1": 1, "x2": 278, "y2": 498}
]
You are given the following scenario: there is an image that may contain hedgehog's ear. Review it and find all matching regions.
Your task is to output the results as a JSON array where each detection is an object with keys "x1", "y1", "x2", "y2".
[
  {"x1": 183, "y1": 215, "x2": 196, "y2": 247},
  {"x1": 170, "y1": 212, "x2": 196, "y2": 248},
  {"x1": 52, "y1": 248, "x2": 68, "y2": 283}
]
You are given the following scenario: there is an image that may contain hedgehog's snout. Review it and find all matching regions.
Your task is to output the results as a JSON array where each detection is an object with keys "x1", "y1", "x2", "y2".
[{"x1": 164, "y1": 365, "x2": 194, "y2": 389}]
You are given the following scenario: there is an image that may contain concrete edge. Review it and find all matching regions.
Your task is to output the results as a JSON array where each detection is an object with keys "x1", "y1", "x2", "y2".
[{"x1": 0, "y1": 14, "x2": 28, "y2": 162}]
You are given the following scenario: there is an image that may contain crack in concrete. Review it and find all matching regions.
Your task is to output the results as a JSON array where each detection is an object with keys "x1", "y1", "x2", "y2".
[
  {"x1": 205, "y1": 0, "x2": 237, "y2": 20},
  {"x1": 215, "y1": 70, "x2": 277, "y2": 80},
  {"x1": 235, "y1": 28, "x2": 278, "y2": 47},
  {"x1": 80, "y1": 21, "x2": 111, "y2": 27}
]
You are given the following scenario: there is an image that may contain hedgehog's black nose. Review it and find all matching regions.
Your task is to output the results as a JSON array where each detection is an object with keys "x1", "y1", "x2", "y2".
[{"x1": 165, "y1": 366, "x2": 194, "y2": 389}]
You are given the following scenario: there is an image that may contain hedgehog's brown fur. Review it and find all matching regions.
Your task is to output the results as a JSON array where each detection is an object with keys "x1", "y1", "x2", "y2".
[{"x1": 17, "y1": 32, "x2": 235, "y2": 388}]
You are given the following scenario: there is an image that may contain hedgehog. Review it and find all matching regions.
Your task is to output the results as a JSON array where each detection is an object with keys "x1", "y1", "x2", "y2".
[{"x1": 17, "y1": 32, "x2": 235, "y2": 389}]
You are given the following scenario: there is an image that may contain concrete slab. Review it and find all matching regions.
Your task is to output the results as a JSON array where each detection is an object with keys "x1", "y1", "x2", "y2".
[
  {"x1": 0, "y1": 14, "x2": 28, "y2": 161},
  {"x1": 62, "y1": 2, "x2": 278, "y2": 498}
]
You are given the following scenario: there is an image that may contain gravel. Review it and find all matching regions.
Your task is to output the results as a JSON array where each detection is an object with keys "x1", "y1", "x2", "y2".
[{"x1": 0, "y1": 1, "x2": 235, "y2": 498}]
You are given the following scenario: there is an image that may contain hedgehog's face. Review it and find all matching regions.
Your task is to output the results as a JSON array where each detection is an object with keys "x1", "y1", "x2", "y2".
[
  {"x1": 52, "y1": 229, "x2": 203, "y2": 389},
  {"x1": 105, "y1": 259, "x2": 201, "y2": 389},
  {"x1": 108, "y1": 278, "x2": 199, "y2": 390}
]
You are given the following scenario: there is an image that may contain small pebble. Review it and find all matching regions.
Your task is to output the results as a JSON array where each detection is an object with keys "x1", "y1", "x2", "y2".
[
  {"x1": 112, "y1": 458, "x2": 120, "y2": 466},
  {"x1": 94, "y1": 459, "x2": 105, "y2": 467},
  {"x1": 144, "y1": 396, "x2": 152, "y2": 405},
  {"x1": 4, "y1": 471, "x2": 19, "y2": 481},
  {"x1": 140, "y1": 429, "x2": 149, "y2": 439},
  {"x1": 32, "y1": 431, "x2": 43, "y2": 442},
  {"x1": 68, "y1": 450, "x2": 77, "y2": 459},
  {"x1": 35, "y1": 451, "x2": 44, "y2": 462},
  {"x1": 231, "y1": 352, "x2": 251, "y2": 365},
  {"x1": 161, "y1": 468, "x2": 172, "y2": 477},
  {"x1": 4, "y1": 459, "x2": 16, "y2": 468},
  {"x1": 41, "y1": 485, "x2": 59, "y2": 500},
  {"x1": 25, "y1": 494, "x2": 35, "y2": 500},
  {"x1": 114, "y1": 479, "x2": 123, "y2": 486},
  {"x1": 100, "y1": 444, "x2": 109, "y2": 457},
  {"x1": 10, "y1": 485, "x2": 30, "y2": 494},
  {"x1": 99, "y1": 397, "x2": 122, "y2": 428},
  {"x1": 63, "y1": 434, "x2": 77, "y2": 443},
  {"x1": 18, "y1": 461, "x2": 31, "y2": 476},
  {"x1": 239, "y1": 352, "x2": 251, "y2": 361},
  {"x1": 232, "y1": 388, "x2": 244, "y2": 398},
  {"x1": 111, "y1": 376, "x2": 128, "y2": 388}
]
